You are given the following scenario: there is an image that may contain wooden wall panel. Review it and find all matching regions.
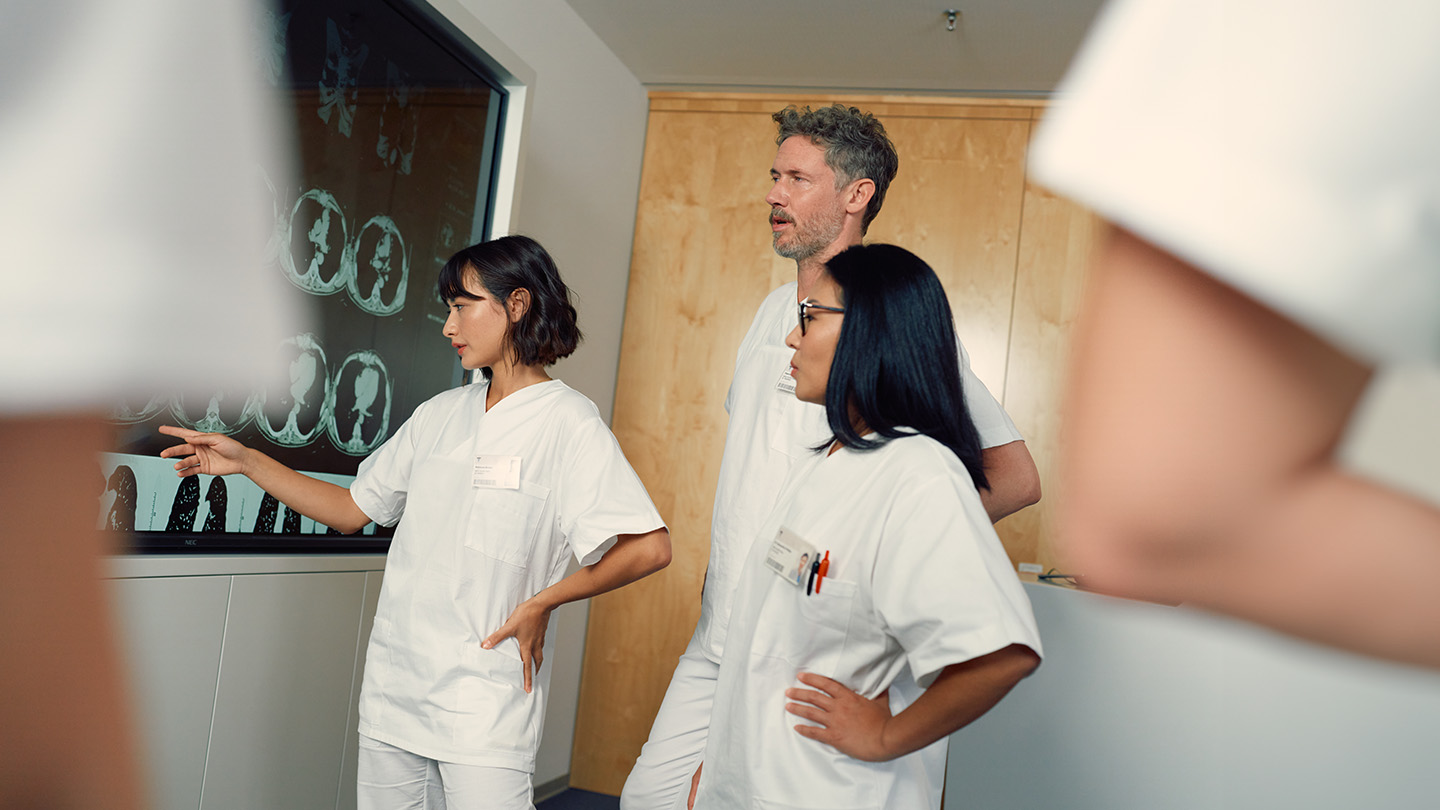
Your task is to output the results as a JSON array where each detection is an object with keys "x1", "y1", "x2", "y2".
[
  {"x1": 995, "y1": 183, "x2": 1102, "y2": 574},
  {"x1": 573, "y1": 92, "x2": 1088, "y2": 794},
  {"x1": 569, "y1": 107, "x2": 784, "y2": 792},
  {"x1": 867, "y1": 116, "x2": 1033, "y2": 396}
]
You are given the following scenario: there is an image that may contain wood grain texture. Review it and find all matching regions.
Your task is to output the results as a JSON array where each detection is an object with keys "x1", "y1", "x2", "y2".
[
  {"x1": 572, "y1": 92, "x2": 1092, "y2": 793},
  {"x1": 994, "y1": 180, "x2": 1102, "y2": 576},
  {"x1": 569, "y1": 107, "x2": 784, "y2": 794},
  {"x1": 866, "y1": 116, "x2": 1032, "y2": 397}
]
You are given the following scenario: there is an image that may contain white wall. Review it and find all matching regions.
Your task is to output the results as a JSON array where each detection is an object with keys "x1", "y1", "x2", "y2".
[
  {"x1": 429, "y1": 0, "x2": 650, "y2": 424},
  {"x1": 945, "y1": 583, "x2": 1440, "y2": 809}
]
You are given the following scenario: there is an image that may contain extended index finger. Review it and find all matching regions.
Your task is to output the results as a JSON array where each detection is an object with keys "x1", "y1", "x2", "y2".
[
  {"x1": 157, "y1": 424, "x2": 200, "y2": 440},
  {"x1": 784, "y1": 687, "x2": 832, "y2": 707},
  {"x1": 795, "y1": 671, "x2": 843, "y2": 695}
]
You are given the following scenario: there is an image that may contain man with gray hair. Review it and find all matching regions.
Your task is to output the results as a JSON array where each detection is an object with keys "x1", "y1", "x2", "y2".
[{"x1": 621, "y1": 104, "x2": 1041, "y2": 810}]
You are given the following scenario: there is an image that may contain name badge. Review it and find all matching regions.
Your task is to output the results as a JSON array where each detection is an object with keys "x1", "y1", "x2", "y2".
[
  {"x1": 473, "y1": 455, "x2": 522, "y2": 489},
  {"x1": 775, "y1": 366, "x2": 797, "y2": 395},
  {"x1": 764, "y1": 527, "x2": 818, "y2": 588}
]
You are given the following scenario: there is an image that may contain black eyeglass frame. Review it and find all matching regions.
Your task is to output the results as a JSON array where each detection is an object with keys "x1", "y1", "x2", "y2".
[{"x1": 797, "y1": 298, "x2": 846, "y2": 335}]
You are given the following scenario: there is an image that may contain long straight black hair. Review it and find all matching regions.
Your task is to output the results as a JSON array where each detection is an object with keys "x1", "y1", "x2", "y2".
[{"x1": 820, "y1": 243, "x2": 989, "y2": 491}]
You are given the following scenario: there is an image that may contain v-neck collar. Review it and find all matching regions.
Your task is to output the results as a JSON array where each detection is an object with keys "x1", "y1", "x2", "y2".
[{"x1": 479, "y1": 377, "x2": 561, "y2": 415}]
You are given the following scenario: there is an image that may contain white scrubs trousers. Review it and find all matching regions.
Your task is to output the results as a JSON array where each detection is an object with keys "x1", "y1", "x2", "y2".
[
  {"x1": 620, "y1": 634, "x2": 719, "y2": 810},
  {"x1": 357, "y1": 735, "x2": 535, "y2": 810}
]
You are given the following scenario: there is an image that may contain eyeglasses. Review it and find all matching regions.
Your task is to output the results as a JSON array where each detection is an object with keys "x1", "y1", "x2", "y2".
[{"x1": 797, "y1": 298, "x2": 845, "y2": 335}]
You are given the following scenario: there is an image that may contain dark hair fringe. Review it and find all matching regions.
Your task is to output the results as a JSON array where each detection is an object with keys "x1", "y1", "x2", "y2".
[
  {"x1": 818, "y1": 243, "x2": 989, "y2": 491},
  {"x1": 436, "y1": 235, "x2": 582, "y2": 372}
]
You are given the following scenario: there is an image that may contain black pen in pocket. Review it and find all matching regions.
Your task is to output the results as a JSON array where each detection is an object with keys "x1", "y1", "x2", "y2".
[{"x1": 806, "y1": 551, "x2": 827, "y2": 595}]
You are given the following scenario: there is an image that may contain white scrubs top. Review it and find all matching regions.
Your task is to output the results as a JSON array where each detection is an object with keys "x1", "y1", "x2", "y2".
[
  {"x1": 697, "y1": 281, "x2": 1024, "y2": 661},
  {"x1": 1028, "y1": 0, "x2": 1440, "y2": 368},
  {"x1": 351, "y1": 379, "x2": 665, "y2": 771},
  {"x1": 696, "y1": 434, "x2": 1041, "y2": 810}
]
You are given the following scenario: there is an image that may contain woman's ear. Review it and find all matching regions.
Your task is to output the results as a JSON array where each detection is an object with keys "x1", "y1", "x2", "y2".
[{"x1": 507, "y1": 289, "x2": 531, "y2": 323}]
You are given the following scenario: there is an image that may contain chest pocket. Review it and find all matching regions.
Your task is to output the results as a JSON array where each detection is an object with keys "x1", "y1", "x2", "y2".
[
  {"x1": 751, "y1": 577, "x2": 858, "y2": 671},
  {"x1": 796, "y1": 577, "x2": 858, "y2": 635},
  {"x1": 464, "y1": 479, "x2": 552, "y2": 568}
]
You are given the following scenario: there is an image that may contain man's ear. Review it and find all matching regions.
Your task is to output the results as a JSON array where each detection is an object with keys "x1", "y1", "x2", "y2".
[
  {"x1": 845, "y1": 178, "x2": 876, "y2": 215},
  {"x1": 507, "y1": 288, "x2": 531, "y2": 322}
]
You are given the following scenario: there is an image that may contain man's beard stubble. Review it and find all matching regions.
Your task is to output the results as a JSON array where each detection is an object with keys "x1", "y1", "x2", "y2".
[{"x1": 771, "y1": 206, "x2": 846, "y2": 262}]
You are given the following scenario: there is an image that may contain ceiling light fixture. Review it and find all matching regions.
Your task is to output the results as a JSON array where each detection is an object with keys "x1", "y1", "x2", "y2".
[{"x1": 945, "y1": 8, "x2": 959, "y2": 31}]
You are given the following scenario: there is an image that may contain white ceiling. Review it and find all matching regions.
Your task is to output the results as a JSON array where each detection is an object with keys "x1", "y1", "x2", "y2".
[{"x1": 561, "y1": 0, "x2": 1109, "y2": 95}]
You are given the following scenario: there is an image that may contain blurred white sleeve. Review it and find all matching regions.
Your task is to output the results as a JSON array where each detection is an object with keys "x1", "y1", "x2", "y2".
[
  {"x1": 0, "y1": 0, "x2": 305, "y2": 414},
  {"x1": 1029, "y1": 0, "x2": 1440, "y2": 368}
]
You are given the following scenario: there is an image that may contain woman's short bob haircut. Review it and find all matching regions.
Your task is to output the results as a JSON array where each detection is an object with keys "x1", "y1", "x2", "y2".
[
  {"x1": 437, "y1": 235, "x2": 582, "y2": 371},
  {"x1": 821, "y1": 243, "x2": 989, "y2": 491}
]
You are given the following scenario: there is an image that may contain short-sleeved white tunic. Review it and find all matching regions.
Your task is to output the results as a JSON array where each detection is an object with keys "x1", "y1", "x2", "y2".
[
  {"x1": 697, "y1": 282, "x2": 1024, "y2": 661},
  {"x1": 696, "y1": 434, "x2": 1041, "y2": 810},
  {"x1": 351, "y1": 379, "x2": 664, "y2": 771},
  {"x1": 1028, "y1": 0, "x2": 1440, "y2": 367}
]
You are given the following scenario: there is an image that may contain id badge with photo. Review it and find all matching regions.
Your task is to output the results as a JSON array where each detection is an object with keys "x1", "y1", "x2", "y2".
[{"x1": 764, "y1": 527, "x2": 818, "y2": 588}]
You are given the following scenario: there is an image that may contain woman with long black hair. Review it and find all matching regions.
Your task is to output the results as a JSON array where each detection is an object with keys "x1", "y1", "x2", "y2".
[{"x1": 690, "y1": 244, "x2": 1042, "y2": 810}]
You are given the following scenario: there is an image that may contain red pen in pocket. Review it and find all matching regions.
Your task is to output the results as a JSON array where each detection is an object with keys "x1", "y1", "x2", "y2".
[{"x1": 815, "y1": 550, "x2": 830, "y2": 593}]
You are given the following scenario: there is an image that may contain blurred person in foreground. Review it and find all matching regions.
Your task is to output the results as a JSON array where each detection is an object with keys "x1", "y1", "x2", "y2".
[
  {"x1": 0, "y1": 2, "x2": 301, "y2": 806},
  {"x1": 1030, "y1": 0, "x2": 1440, "y2": 668}
]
